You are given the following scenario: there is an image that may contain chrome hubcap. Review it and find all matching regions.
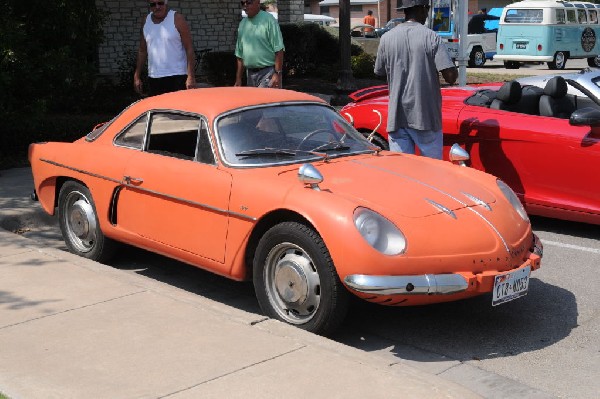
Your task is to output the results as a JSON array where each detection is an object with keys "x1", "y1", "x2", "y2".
[
  {"x1": 64, "y1": 191, "x2": 97, "y2": 252},
  {"x1": 265, "y1": 243, "x2": 321, "y2": 324}
]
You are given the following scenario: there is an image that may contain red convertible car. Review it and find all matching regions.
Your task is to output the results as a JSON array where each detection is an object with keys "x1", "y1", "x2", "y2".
[
  {"x1": 341, "y1": 72, "x2": 600, "y2": 225},
  {"x1": 29, "y1": 88, "x2": 542, "y2": 335}
]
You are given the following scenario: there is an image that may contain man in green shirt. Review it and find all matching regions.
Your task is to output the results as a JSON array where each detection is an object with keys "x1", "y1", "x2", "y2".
[{"x1": 235, "y1": 0, "x2": 285, "y2": 88}]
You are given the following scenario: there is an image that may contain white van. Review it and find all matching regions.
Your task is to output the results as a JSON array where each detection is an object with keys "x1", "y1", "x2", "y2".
[{"x1": 241, "y1": 11, "x2": 336, "y2": 26}]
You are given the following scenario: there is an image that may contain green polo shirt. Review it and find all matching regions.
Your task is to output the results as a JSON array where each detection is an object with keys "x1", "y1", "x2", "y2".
[{"x1": 235, "y1": 10, "x2": 285, "y2": 69}]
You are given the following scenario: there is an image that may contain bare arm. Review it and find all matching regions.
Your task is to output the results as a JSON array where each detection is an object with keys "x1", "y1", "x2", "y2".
[
  {"x1": 235, "y1": 57, "x2": 245, "y2": 86},
  {"x1": 174, "y1": 13, "x2": 196, "y2": 89},
  {"x1": 133, "y1": 18, "x2": 147, "y2": 94},
  {"x1": 269, "y1": 50, "x2": 284, "y2": 88}
]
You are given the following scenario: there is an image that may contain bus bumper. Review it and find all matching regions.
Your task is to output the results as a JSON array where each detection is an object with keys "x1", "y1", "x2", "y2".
[{"x1": 493, "y1": 55, "x2": 553, "y2": 62}]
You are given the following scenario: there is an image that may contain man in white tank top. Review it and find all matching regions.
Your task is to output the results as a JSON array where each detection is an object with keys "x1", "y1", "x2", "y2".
[{"x1": 134, "y1": 0, "x2": 196, "y2": 96}]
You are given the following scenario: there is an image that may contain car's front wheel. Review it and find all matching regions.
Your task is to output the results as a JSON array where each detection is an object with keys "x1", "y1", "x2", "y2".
[
  {"x1": 58, "y1": 181, "x2": 116, "y2": 262},
  {"x1": 253, "y1": 222, "x2": 349, "y2": 336}
]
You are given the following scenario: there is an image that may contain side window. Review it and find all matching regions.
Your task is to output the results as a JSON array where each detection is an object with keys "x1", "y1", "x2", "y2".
[
  {"x1": 147, "y1": 113, "x2": 200, "y2": 161},
  {"x1": 556, "y1": 9, "x2": 566, "y2": 24},
  {"x1": 115, "y1": 113, "x2": 147, "y2": 149},
  {"x1": 588, "y1": 10, "x2": 598, "y2": 24},
  {"x1": 578, "y1": 9, "x2": 587, "y2": 24},
  {"x1": 567, "y1": 9, "x2": 577, "y2": 24}
]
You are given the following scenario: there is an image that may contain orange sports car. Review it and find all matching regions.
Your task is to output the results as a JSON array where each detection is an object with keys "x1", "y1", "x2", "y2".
[{"x1": 29, "y1": 88, "x2": 543, "y2": 335}]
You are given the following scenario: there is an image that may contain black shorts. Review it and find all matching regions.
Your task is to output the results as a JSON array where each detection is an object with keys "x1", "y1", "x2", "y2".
[{"x1": 148, "y1": 75, "x2": 187, "y2": 96}]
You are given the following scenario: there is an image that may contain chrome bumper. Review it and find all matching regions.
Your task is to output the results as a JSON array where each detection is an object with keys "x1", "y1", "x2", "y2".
[{"x1": 344, "y1": 274, "x2": 468, "y2": 296}]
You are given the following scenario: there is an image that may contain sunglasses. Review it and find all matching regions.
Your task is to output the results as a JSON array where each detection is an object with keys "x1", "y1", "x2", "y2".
[
  {"x1": 240, "y1": 0, "x2": 254, "y2": 5},
  {"x1": 149, "y1": 1, "x2": 165, "y2": 8}
]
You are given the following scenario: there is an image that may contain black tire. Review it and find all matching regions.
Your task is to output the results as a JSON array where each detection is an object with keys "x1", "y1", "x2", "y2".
[
  {"x1": 548, "y1": 51, "x2": 567, "y2": 70},
  {"x1": 468, "y1": 47, "x2": 486, "y2": 67},
  {"x1": 587, "y1": 56, "x2": 600, "y2": 68},
  {"x1": 361, "y1": 131, "x2": 389, "y2": 150},
  {"x1": 504, "y1": 61, "x2": 520, "y2": 69},
  {"x1": 58, "y1": 181, "x2": 116, "y2": 262},
  {"x1": 253, "y1": 222, "x2": 349, "y2": 336}
]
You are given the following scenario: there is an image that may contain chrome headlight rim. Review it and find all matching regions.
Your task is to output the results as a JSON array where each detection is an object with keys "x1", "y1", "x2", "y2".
[
  {"x1": 353, "y1": 207, "x2": 407, "y2": 255},
  {"x1": 497, "y1": 179, "x2": 529, "y2": 222}
]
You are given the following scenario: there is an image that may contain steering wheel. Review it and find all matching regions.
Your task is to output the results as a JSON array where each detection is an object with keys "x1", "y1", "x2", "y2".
[{"x1": 297, "y1": 129, "x2": 336, "y2": 150}]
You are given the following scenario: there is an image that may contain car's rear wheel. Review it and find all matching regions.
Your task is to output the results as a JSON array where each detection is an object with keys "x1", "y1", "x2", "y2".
[
  {"x1": 468, "y1": 47, "x2": 486, "y2": 67},
  {"x1": 361, "y1": 131, "x2": 389, "y2": 150},
  {"x1": 58, "y1": 181, "x2": 116, "y2": 262},
  {"x1": 548, "y1": 51, "x2": 567, "y2": 70},
  {"x1": 587, "y1": 56, "x2": 600, "y2": 68},
  {"x1": 253, "y1": 222, "x2": 349, "y2": 336}
]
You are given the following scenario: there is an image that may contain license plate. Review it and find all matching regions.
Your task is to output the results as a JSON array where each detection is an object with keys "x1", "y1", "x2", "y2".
[
  {"x1": 516, "y1": 43, "x2": 527, "y2": 49},
  {"x1": 492, "y1": 266, "x2": 530, "y2": 306}
]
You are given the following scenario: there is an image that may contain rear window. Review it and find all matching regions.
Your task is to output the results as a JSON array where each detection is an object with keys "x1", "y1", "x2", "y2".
[{"x1": 504, "y1": 9, "x2": 543, "y2": 23}]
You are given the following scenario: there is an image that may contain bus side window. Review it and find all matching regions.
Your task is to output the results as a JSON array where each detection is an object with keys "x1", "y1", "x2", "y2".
[
  {"x1": 588, "y1": 10, "x2": 598, "y2": 24},
  {"x1": 567, "y1": 9, "x2": 577, "y2": 24},
  {"x1": 577, "y1": 9, "x2": 587, "y2": 24},
  {"x1": 556, "y1": 9, "x2": 566, "y2": 24}
]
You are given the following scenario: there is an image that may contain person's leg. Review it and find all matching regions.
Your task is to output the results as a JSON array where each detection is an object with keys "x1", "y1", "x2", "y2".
[
  {"x1": 388, "y1": 128, "x2": 415, "y2": 154},
  {"x1": 413, "y1": 129, "x2": 443, "y2": 159}
]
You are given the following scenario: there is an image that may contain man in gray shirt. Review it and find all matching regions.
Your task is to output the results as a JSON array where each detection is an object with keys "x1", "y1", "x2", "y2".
[{"x1": 374, "y1": 0, "x2": 457, "y2": 159}]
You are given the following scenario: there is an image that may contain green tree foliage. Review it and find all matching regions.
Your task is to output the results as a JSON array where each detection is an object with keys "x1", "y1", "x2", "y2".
[{"x1": 0, "y1": 0, "x2": 105, "y2": 116}]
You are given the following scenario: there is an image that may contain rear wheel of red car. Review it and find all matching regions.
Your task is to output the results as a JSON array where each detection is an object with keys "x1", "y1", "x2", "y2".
[
  {"x1": 58, "y1": 181, "x2": 116, "y2": 262},
  {"x1": 253, "y1": 222, "x2": 349, "y2": 336},
  {"x1": 361, "y1": 131, "x2": 389, "y2": 150}
]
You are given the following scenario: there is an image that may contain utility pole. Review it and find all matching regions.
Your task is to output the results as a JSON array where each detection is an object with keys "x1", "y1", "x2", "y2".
[{"x1": 334, "y1": 0, "x2": 357, "y2": 104}]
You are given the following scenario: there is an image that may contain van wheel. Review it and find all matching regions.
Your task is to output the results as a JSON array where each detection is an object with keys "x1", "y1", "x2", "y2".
[
  {"x1": 504, "y1": 61, "x2": 520, "y2": 69},
  {"x1": 587, "y1": 56, "x2": 600, "y2": 68},
  {"x1": 468, "y1": 47, "x2": 486, "y2": 67},
  {"x1": 548, "y1": 52, "x2": 567, "y2": 70}
]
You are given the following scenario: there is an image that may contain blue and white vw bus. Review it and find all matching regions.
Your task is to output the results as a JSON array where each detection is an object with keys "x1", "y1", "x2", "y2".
[{"x1": 494, "y1": 0, "x2": 600, "y2": 69}]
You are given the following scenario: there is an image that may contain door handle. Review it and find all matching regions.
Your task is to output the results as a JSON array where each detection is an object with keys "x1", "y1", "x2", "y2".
[{"x1": 123, "y1": 175, "x2": 144, "y2": 185}]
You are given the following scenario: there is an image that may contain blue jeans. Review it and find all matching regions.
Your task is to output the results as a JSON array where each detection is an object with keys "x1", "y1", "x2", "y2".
[{"x1": 388, "y1": 127, "x2": 443, "y2": 160}]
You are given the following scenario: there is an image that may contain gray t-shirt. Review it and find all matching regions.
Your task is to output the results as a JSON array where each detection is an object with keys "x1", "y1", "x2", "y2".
[{"x1": 374, "y1": 21, "x2": 454, "y2": 132}]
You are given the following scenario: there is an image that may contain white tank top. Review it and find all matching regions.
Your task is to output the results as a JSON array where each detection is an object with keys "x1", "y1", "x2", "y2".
[{"x1": 143, "y1": 10, "x2": 187, "y2": 78}]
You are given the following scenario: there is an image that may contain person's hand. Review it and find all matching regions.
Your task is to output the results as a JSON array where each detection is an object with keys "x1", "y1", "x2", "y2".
[
  {"x1": 133, "y1": 76, "x2": 143, "y2": 95},
  {"x1": 269, "y1": 73, "x2": 281, "y2": 89},
  {"x1": 234, "y1": 78, "x2": 242, "y2": 87},
  {"x1": 186, "y1": 75, "x2": 196, "y2": 89}
]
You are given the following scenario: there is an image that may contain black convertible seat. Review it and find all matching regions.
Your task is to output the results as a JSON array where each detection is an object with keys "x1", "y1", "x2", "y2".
[
  {"x1": 490, "y1": 80, "x2": 522, "y2": 112},
  {"x1": 465, "y1": 89, "x2": 497, "y2": 107},
  {"x1": 539, "y1": 76, "x2": 576, "y2": 119},
  {"x1": 518, "y1": 85, "x2": 544, "y2": 115}
]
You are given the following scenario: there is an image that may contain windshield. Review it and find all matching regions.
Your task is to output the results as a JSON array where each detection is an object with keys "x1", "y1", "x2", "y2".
[{"x1": 216, "y1": 103, "x2": 376, "y2": 166}]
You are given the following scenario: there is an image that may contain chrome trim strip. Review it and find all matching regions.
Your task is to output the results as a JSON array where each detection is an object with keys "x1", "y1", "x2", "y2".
[
  {"x1": 344, "y1": 274, "x2": 469, "y2": 295},
  {"x1": 462, "y1": 192, "x2": 492, "y2": 211},
  {"x1": 425, "y1": 198, "x2": 456, "y2": 219},
  {"x1": 352, "y1": 160, "x2": 510, "y2": 252},
  {"x1": 40, "y1": 158, "x2": 256, "y2": 222}
]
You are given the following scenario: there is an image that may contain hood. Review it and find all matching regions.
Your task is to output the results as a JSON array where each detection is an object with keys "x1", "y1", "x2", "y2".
[{"x1": 295, "y1": 153, "x2": 498, "y2": 218}]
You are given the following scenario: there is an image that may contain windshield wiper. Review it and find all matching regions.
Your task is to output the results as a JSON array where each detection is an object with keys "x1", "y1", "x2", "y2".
[
  {"x1": 310, "y1": 141, "x2": 351, "y2": 152},
  {"x1": 235, "y1": 148, "x2": 297, "y2": 157}
]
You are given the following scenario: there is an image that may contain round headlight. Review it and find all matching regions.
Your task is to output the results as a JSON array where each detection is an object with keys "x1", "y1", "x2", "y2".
[
  {"x1": 353, "y1": 208, "x2": 406, "y2": 255},
  {"x1": 497, "y1": 180, "x2": 529, "y2": 222}
]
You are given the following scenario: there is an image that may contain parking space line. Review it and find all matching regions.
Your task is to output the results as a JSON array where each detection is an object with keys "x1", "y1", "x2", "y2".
[{"x1": 541, "y1": 239, "x2": 600, "y2": 254}]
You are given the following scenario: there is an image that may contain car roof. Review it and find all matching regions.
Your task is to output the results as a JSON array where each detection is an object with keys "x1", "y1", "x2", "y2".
[{"x1": 132, "y1": 87, "x2": 326, "y2": 119}]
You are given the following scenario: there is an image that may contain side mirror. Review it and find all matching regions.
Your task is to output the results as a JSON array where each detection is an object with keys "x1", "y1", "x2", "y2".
[
  {"x1": 569, "y1": 107, "x2": 600, "y2": 127},
  {"x1": 449, "y1": 143, "x2": 470, "y2": 166}
]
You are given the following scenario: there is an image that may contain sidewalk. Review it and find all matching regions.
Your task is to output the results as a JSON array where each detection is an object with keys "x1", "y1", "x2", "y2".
[{"x1": 0, "y1": 167, "x2": 481, "y2": 399}]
